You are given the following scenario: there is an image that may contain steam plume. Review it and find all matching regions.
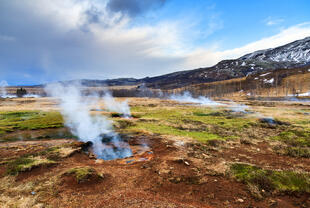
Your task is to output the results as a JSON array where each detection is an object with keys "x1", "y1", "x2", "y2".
[
  {"x1": 229, "y1": 102, "x2": 250, "y2": 113},
  {"x1": 0, "y1": 80, "x2": 8, "y2": 98},
  {"x1": 102, "y1": 92, "x2": 131, "y2": 117},
  {"x1": 45, "y1": 83, "x2": 132, "y2": 160},
  {"x1": 169, "y1": 91, "x2": 222, "y2": 106}
]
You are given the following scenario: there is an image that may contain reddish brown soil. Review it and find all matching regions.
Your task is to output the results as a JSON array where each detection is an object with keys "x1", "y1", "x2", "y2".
[
  {"x1": 0, "y1": 135, "x2": 309, "y2": 208},
  {"x1": 221, "y1": 141, "x2": 310, "y2": 172}
]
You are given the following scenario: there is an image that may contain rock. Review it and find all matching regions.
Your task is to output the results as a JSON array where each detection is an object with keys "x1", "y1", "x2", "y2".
[
  {"x1": 33, "y1": 204, "x2": 45, "y2": 208},
  {"x1": 89, "y1": 153, "x2": 96, "y2": 159},
  {"x1": 268, "y1": 199, "x2": 277, "y2": 207},
  {"x1": 207, "y1": 139, "x2": 223, "y2": 147},
  {"x1": 81, "y1": 141, "x2": 93, "y2": 151},
  {"x1": 223, "y1": 200, "x2": 230, "y2": 206},
  {"x1": 141, "y1": 164, "x2": 148, "y2": 169},
  {"x1": 95, "y1": 159, "x2": 104, "y2": 164},
  {"x1": 237, "y1": 198, "x2": 244, "y2": 203},
  {"x1": 169, "y1": 177, "x2": 182, "y2": 184},
  {"x1": 240, "y1": 138, "x2": 252, "y2": 145},
  {"x1": 205, "y1": 160, "x2": 228, "y2": 175},
  {"x1": 206, "y1": 193, "x2": 215, "y2": 199}
]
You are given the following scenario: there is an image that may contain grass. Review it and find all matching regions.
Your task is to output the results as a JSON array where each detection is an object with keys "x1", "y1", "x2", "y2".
[
  {"x1": 273, "y1": 145, "x2": 310, "y2": 158},
  {"x1": 38, "y1": 144, "x2": 80, "y2": 160},
  {"x1": 272, "y1": 129, "x2": 310, "y2": 147},
  {"x1": 120, "y1": 106, "x2": 254, "y2": 142},
  {"x1": 4, "y1": 143, "x2": 79, "y2": 175},
  {"x1": 0, "y1": 128, "x2": 75, "y2": 143},
  {"x1": 0, "y1": 111, "x2": 64, "y2": 135},
  {"x1": 65, "y1": 167, "x2": 102, "y2": 183},
  {"x1": 6, "y1": 156, "x2": 57, "y2": 175},
  {"x1": 129, "y1": 122, "x2": 223, "y2": 142},
  {"x1": 230, "y1": 163, "x2": 310, "y2": 194},
  {"x1": 271, "y1": 128, "x2": 310, "y2": 158}
]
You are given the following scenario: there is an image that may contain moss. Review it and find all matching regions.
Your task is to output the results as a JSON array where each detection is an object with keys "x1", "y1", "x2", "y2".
[
  {"x1": 272, "y1": 129, "x2": 310, "y2": 147},
  {"x1": 65, "y1": 167, "x2": 102, "y2": 183},
  {"x1": 6, "y1": 156, "x2": 56, "y2": 175},
  {"x1": 230, "y1": 163, "x2": 310, "y2": 194}
]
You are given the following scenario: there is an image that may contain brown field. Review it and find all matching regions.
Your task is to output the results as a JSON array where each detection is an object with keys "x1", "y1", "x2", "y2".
[
  {"x1": 0, "y1": 97, "x2": 310, "y2": 208},
  {"x1": 173, "y1": 67, "x2": 310, "y2": 98}
]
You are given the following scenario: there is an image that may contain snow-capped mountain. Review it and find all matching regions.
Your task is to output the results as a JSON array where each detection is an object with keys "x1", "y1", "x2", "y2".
[
  {"x1": 65, "y1": 36, "x2": 310, "y2": 89},
  {"x1": 141, "y1": 36, "x2": 310, "y2": 89},
  {"x1": 240, "y1": 36, "x2": 310, "y2": 63}
]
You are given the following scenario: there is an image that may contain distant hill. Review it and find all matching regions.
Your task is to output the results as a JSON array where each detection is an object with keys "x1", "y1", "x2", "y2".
[
  {"x1": 62, "y1": 36, "x2": 310, "y2": 90},
  {"x1": 141, "y1": 36, "x2": 310, "y2": 89}
]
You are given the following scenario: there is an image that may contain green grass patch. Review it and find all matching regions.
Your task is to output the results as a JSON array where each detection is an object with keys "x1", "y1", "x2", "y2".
[
  {"x1": 0, "y1": 111, "x2": 64, "y2": 135},
  {"x1": 127, "y1": 122, "x2": 224, "y2": 142},
  {"x1": 125, "y1": 106, "x2": 254, "y2": 141},
  {"x1": 272, "y1": 129, "x2": 310, "y2": 147},
  {"x1": 230, "y1": 163, "x2": 310, "y2": 194}
]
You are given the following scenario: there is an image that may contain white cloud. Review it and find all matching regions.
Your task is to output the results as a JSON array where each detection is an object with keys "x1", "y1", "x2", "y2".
[
  {"x1": 0, "y1": 0, "x2": 187, "y2": 80},
  {"x1": 265, "y1": 17, "x2": 284, "y2": 26},
  {"x1": 0, "y1": 0, "x2": 310, "y2": 84},
  {"x1": 184, "y1": 22, "x2": 310, "y2": 69}
]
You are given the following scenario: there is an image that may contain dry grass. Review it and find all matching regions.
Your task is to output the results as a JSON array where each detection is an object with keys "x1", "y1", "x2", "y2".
[{"x1": 0, "y1": 97, "x2": 309, "y2": 207}]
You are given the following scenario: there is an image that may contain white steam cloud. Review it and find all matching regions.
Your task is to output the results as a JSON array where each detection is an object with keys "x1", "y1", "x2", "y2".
[
  {"x1": 229, "y1": 102, "x2": 250, "y2": 113},
  {"x1": 0, "y1": 80, "x2": 8, "y2": 98},
  {"x1": 169, "y1": 91, "x2": 222, "y2": 106},
  {"x1": 169, "y1": 91, "x2": 253, "y2": 113},
  {"x1": 102, "y1": 92, "x2": 131, "y2": 117},
  {"x1": 45, "y1": 83, "x2": 132, "y2": 160}
]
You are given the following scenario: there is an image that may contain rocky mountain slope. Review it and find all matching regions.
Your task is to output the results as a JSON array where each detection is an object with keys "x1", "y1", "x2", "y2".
[
  {"x1": 66, "y1": 36, "x2": 310, "y2": 89},
  {"x1": 142, "y1": 36, "x2": 310, "y2": 89}
]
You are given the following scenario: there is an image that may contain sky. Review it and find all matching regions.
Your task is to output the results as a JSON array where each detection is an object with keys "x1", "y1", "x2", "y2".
[{"x1": 0, "y1": 0, "x2": 310, "y2": 85}]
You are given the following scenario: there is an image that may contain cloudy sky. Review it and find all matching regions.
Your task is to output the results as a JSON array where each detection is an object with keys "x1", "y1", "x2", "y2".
[{"x1": 1, "y1": 0, "x2": 310, "y2": 85}]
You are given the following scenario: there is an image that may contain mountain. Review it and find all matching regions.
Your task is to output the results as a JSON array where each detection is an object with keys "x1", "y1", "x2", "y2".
[
  {"x1": 61, "y1": 36, "x2": 310, "y2": 89},
  {"x1": 141, "y1": 36, "x2": 310, "y2": 89}
]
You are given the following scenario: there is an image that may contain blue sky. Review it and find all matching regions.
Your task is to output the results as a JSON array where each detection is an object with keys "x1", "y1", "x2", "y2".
[{"x1": 0, "y1": 0, "x2": 310, "y2": 85}]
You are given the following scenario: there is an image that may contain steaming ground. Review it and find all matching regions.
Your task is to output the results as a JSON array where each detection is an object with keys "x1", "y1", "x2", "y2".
[
  {"x1": 45, "y1": 83, "x2": 133, "y2": 160},
  {"x1": 169, "y1": 91, "x2": 223, "y2": 106},
  {"x1": 168, "y1": 91, "x2": 253, "y2": 115},
  {"x1": 102, "y1": 92, "x2": 131, "y2": 117},
  {"x1": 0, "y1": 96, "x2": 310, "y2": 207}
]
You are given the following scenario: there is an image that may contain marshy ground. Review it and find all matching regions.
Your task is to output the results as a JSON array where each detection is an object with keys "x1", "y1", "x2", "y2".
[{"x1": 0, "y1": 97, "x2": 309, "y2": 208}]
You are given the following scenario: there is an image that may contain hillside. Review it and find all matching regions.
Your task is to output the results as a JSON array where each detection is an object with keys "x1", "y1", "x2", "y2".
[
  {"x1": 143, "y1": 36, "x2": 310, "y2": 89},
  {"x1": 174, "y1": 66, "x2": 310, "y2": 98},
  {"x1": 64, "y1": 36, "x2": 310, "y2": 90}
]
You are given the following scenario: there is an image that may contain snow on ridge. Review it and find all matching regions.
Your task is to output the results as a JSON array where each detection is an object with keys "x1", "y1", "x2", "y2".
[
  {"x1": 264, "y1": 78, "x2": 274, "y2": 84},
  {"x1": 260, "y1": 72, "x2": 271, "y2": 77},
  {"x1": 240, "y1": 37, "x2": 310, "y2": 63}
]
